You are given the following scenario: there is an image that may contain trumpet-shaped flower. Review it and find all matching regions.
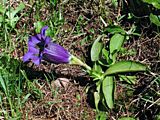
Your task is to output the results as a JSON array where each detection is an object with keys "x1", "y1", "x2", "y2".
[
  {"x1": 23, "y1": 26, "x2": 91, "y2": 71},
  {"x1": 23, "y1": 26, "x2": 70, "y2": 65}
]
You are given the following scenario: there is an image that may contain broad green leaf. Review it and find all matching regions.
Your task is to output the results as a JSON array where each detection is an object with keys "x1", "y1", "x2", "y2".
[
  {"x1": 143, "y1": 0, "x2": 160, "y2": 9},
  {"x1": 110, "y1": 33, "x2": 125, "y2": 54},
  {"x1": 105, "y1": 61, "x2": 147, "y2": 75},
  {"x1": 102, "y1": 76, "x2": 114, "y2": 109},
  {"x1": 118, "y1": 117, "x2": 136, "y2": 120},
  {"x1": 106, "y1": 25, "x2": 126, "y2": 34},
  {"x1": 150, "y1": 13, "x2": 160, "y2": 26},
  {"x1": 91, "y1": 35, "x2": 103, "y2": 61}
]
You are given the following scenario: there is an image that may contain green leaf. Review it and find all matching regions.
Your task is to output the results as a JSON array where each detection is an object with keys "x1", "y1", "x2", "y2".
[
  {"x1": 34, "y1": 21, "x2": 45, "y2": 33},
  {"x1": 106, "y1": 25, "x2": 126, "y2": 34},
  {"x1": 118, "y1": 117, "x2": 136, "y2": 120},
  {"x1": 149, "y1": 13, "x2": 160, "y2": 26},
  {"x1": 5, "y1": 3, "x2": 25, "y2": 28},
  {"x1": 50, "y1": 0, "x2": 58, "y2": 6},
  {"x1": 93, "y1": 62, "x2": 103, "y2": 73},
  {"x1": 110, "y1": 33, "x2": 125, "y2": 54},
  {"x1": 102, "y1": 48, "x2": 109, "y2": 60},
  {"x1": 105, "y1": 61, "x2": 147, "y2": 75},
  {"x1": 143, "y1": 0, "x2": 160, "y2": 9},
  {"x1": 99, "y1": 48, "x2": 112, "y2": 66},
  {"x1": 96, "y1": 111, "x2": 107, "y2": 120},
  {"x1": 109, "y1": 33, "x2": 125, "y2": 64},
  {"x1": 111, "y1": 0, "x2": 118, "y2": 8},
  {"x1": 90, "y1": 63, "x2": 104, "y2": 81},
  {"x1": 102, "y1": 76, "x2": 114, "y2": 109},
  {"x1": 6, "y1": 3, "x2": 25, "y2": 19},
  {"x1": 8, "y1": 16, "x2": 19, "y2": 28},
  {"x1": 102, "y1": 48, "x2": 111, "y2": 64},
  {"x1": 21, "y1": 93, "x2": 31, "y2": 104},
  {"x1": 109, "y1": 53, "x2": 117, "y2": 65},
  {"x1": 94, "y1": 83, "x2": 101, "y2": 110},
  {"x1": 0, "y1": 4, "x2": 5, "y2": 14},
  {"x1": 11, "y1": 3, "x2": 25, "y2": 18},
  {"x1": 91, "y1": 35, "x2": 103, "y2": 61},
  {"x1": 94, "y1": 92, "x2": 100, "y2": 110}
]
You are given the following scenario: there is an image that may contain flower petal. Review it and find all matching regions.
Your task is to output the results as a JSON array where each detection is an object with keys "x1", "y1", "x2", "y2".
[
  {"x1": 23, "y1": 52, "x2": 33, "y2": 62},
  {"x1": 29, "y1": 46, "x2": 39, "y2": 54},
  {"x1": 40, "y1": 26, "x2": 48, "y2": 36},
  {"x1": 45, "y1": 36, "x2": 51, "y2": 45},
  {"x1": 47, "y1": 42, "x2": 69, "y2": 57},
  {"x1": 32, "y1": 56, "x2": 41, "y2": 65},
  {"x1": 43, "y1": 42, "x2": 70, "y2": 64},
  {"x1": 43, "y1": 53, "x2": 70, "y2": 64},
  {"x1": 28, "y1": 36, "x2": 41, "y2": 47},
  {"x1": 35, "y1": 34, "x2": 42, "y2": 40}
]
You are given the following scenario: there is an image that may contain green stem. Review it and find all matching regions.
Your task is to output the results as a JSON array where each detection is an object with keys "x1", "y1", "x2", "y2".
[{"x1": 69, "y1": 55, "x2": 91, "y2": 71}]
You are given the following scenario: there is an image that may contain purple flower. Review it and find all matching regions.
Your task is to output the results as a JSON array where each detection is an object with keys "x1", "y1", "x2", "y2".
[{"x1": 23, "y1": 26, "x2": 70, "y2": 65}]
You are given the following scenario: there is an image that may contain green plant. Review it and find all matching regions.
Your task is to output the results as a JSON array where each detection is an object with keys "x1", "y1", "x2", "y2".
[
  {"x1": 123, "y1": 0, "x2": 160, "y2": 27},
  {"x1": 33, "y1": 6, "x2": 64, "y2": 38},
  {"x1": 86, "y1": 25, "x2": 148, "y2": 119},
  {"x1": 149, "y1": 13, "x2": 160, "y2": 27},
  {"x1": 0, "y1": 54, "x2": 31, "y2": 119},
  {"x1": 0, "y1": 3, "x2": 25, "y2": 30},
  {"x1": 142, "y1": 0, "x2": 160, "y2": 26},
  {"x1": 142, "y1": 0, "x2": 160, "y2": 9}
]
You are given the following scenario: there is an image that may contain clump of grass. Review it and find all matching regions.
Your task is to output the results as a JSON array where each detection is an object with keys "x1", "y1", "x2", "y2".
[{"x1": 0, "y1": 1, "x2": 62, "y2": 119}]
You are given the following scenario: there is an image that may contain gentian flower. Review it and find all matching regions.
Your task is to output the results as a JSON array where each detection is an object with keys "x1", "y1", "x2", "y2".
[
  {"x1": 23, "y1": 26, "x2": 70, "y2": 65},
  {"x1": 23, "y1": 26, "x2": 91, "y2": 70}
]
